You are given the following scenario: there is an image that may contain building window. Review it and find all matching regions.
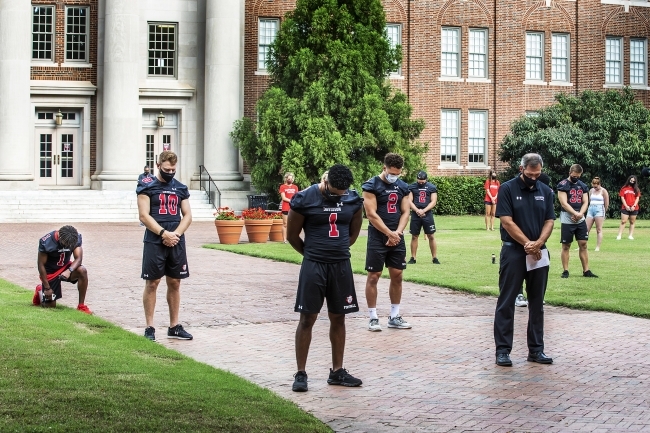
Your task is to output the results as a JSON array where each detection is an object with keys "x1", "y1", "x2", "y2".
[
  {"x1": 551, "y1": 34, "x2": 569, "y2": 82},
  {"x1": 525, "y1": 111, "x2": 540, "y2": 117},
  {"x1": 386, "y1": 24, "x2": 402, "y2": 75},
  {"x1": 258, "y1": 19, "x2": 279, "y2": 70},
  {"x1": 525, "y1": 32, "x2": 544, "y2": 81},
  {"x1": 630, "y1": 39, "x2": 647, "y2": 86},
  {"x1": 148, "y1": 23, "x2": 176, "y2": 77},
  {"x1": 441, "y1": 110, "x2": 460, "y2": 163},
  {"x1": 32, "y1": 6, "x2": 54, "y2": 60},
  {"x1": 605, "y1": 37, "x2": 622, "y2": 84},
  {"x1": 441, "y1": 27, "x2": 460, "y2": 77},
  {"x1": 468, "y1": 29, "x2": 487, "y2": 78},
  {"x1": 65, "y1": 7, "x2": 88, "y2": 61},
  {"x1": 468, "y1": 111, "x2": 486, "y2": 164}
]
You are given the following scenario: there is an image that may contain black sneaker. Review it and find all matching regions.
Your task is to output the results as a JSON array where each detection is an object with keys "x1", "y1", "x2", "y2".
[
  {"x1": 432, "y1": 258, "x2": 441, "y2": 264},
  {"x1": 327, "y1": 368, "x2": 362, "y2": 387},
  {"x1": 144, "y1": 326, "x2": 155, "y2": 341},
  {"x1": 407, "y1": 257, "x2": 416, "y2": 264},
  {"x1": 561, "y1": 270, "x2": 569, "y2": 278},
  {"x1": 167, "y1": 324, "x2": 193, "y2": 340},
  {"x1": 292, "y1": 371, "x2": 308, "y2": 392},
  {"x1": 583, "y1": 270, "x2": 598, "y2": 278}
]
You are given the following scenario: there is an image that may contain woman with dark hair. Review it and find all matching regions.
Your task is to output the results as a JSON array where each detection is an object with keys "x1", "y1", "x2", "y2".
[
  {"x1": 586, "y1": 177, "x2": 609, "y2": 251},
  {"x1": 484, "y1": 170, "x2": 500, "y2": 231},
  {"x1": 616, "y1": 175, "x2": 641, "y2": 240}
]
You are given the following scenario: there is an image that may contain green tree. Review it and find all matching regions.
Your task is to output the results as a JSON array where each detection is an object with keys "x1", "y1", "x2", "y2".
[
  {"x1": 499, "y1": 88, "x2": 650, "y2": 216},
  {"x1": 231, "y1": 0, "x2": 426, "y2": 195}
]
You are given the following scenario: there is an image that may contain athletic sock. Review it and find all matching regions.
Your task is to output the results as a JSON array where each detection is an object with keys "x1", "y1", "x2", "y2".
[
  {"x1": 390, "y1": 304, "x2": 400, "y2": 318},
  {"x1": 368, "y1": 308, "x2": 378, "y2": 320}
]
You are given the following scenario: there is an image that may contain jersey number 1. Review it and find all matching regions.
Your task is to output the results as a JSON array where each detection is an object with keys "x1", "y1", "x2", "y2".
[
  {"x1": 159, "y1": 194, "x2": 179, "y2": 215},
  {"x1": 329, "y1": 213, "x2": 340, "y2": 238},
  {"x1": 387, "y1": 192, "x2": 398, "y2": 213}
]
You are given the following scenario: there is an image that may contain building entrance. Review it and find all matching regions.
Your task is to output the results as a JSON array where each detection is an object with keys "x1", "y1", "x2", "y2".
[{"x1": 35, "y1": 111, "x2": 81, "y2": 186}]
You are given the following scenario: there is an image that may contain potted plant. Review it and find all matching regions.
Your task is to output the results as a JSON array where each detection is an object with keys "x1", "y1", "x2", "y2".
[
  {"x1": 213, "y1": 207, "x2": 244, "y2": 245},
  {"x1": 267, "y1": 211, "x2": 284, "y2": 242},
  {"x1": 241, "y1": 207, "x2": 273, "y2": 243}
]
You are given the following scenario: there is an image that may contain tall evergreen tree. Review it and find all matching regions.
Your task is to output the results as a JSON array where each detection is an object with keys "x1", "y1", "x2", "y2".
[{"x1": 231, "y1": 0, "x2": 425, "y2": 194}]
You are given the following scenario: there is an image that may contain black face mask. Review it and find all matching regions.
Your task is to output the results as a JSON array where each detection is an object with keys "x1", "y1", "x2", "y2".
[
  {"x1": 570, "y1": 176, "x2": 580, "y2": 183},
  {"x1": 159, "y1": 170, "x2": 175, "y2": 183},
  {"x1": 491, "y1": 175, "x2": 497, "y2": 179},
  {"x1": 522, "y1": 173, "x2": 538, "y2": 188}
]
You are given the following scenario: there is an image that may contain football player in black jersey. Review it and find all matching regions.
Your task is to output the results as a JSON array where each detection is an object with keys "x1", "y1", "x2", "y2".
[
  {"x1": 136, "y1": 151, "x2": 193, "y2": 341},
  {"x1": 557, "y1": 164, "x2": 598, "y2": 278},
  {"x1": 407, "y1": 171, "x2": 440, "y2": 265},
  {"x1": 287, "y1": 164, "x2": 364, "y2": 392},
  {"x1": 362, "y1": 153, "x2": 412, "y2": 332},
  {"x1": 34, "y1": 225, "x2": 91, "y2": 314}
]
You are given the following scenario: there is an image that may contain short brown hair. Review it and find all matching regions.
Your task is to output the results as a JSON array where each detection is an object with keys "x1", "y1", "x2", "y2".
[
  {"x1": 591, "y1": 177, "x2": 600, "y2": 185},
  {"x1": 384, "y1": 153, "x2": 404, "y2": 169},
  {"x1": 569, "y1": 164, "x2": 583, "y2": 174},
  {"x1": 158, "y1": 151, "x2": 178, "y2": 165}
]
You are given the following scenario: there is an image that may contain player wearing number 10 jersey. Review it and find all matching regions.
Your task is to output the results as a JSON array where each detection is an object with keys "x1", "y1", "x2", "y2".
[
  {"x1": 362, "y1": 153, "x2": 412, "y2": 332},
  {"x1": 136, "y1": 151, "x2": 194, "y2": 341},
  {"x1": 287, "y1": 164, "x2": 364, "y2": 392}
]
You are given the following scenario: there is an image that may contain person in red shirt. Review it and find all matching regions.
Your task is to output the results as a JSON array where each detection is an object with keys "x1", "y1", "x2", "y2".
[
  {"x1": 484, "y1": 170, "x2": 500, "y2": 231},
  {"x1": 616, "y1": 175, "x2": 641, "y2": 240},
  {"x1": 279, "y1": 172, "x2": 299, "y2": 243}
]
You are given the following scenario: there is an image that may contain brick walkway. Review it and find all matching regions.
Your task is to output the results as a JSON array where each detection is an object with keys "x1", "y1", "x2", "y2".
[{"x1": 3, "y1": 222, "x2": 650, "y2": 432}]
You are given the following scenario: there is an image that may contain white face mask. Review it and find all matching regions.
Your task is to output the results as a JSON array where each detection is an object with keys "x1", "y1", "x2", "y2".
[{"x1": 385, "y1": 173, "x2": 400, "y2": 184}]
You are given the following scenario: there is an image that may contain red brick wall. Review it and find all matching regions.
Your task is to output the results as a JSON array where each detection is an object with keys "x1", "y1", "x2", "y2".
[
  {"x1": 31, "y1": 0, "x2": 98, "y2": 174},
  {"x1": 243, "y1": 0, "x2": 650, "y2": 176}
]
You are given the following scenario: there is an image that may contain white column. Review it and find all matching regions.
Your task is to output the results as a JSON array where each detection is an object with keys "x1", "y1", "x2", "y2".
[
  {"x1": 0, "y1": 0, "x2": 32, "y2": 181},
  {"x1": 97, "y1": 0, "x2": 140, "y2": 186},
  {"x1": 204, "y1": 0, "x2": 244, "y2": 182}
]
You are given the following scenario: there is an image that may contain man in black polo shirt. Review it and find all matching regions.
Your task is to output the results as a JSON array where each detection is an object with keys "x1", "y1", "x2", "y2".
[{"x1": 494, "y1": 153, "x2": 556, "y2": 367}]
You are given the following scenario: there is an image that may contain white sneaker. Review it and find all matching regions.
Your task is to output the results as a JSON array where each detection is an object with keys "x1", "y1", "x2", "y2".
[
  {"x1": 387, "y1": 315, "x2": 412, "y2": 329},
  {"x1": 368, "y1": 318, "x2": 382, "y2": 332},
  {"x1": 616, "y1": 235, "x2": 621, "y2": 240},
  {"x1": 629, "y1": 236, "x2": 634, "y2": 240},
  {"x1": 515, "y1": 294, "x2": 528, "y2": 307},
  {"x1": 595, "y1": 247, "x2": 600, "y2": 252}
]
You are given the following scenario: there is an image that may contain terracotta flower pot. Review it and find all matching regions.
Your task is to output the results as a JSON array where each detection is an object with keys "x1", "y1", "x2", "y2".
[
  {"x1": 214, "y1": 220, "x2": 244, "y2": 245},
  {"x1": 269, "y1": 219, "x2": 284, "y2": 242},
  {"x1": 244, "y1": 219, "x2": 273, "y2": 243}
]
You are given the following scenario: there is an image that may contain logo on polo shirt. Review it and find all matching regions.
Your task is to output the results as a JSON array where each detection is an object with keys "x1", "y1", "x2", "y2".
[
  {"x1": 516, "y1": 196, "x2": 522, "y2": 200},
  {"x1": 535, "y1": 196, "x2": 544, "y2": 201}
]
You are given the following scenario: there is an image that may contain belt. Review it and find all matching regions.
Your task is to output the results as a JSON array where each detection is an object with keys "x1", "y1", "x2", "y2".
[{"x1": 502, "y1": 241, "x2": 547, "y2": 250}]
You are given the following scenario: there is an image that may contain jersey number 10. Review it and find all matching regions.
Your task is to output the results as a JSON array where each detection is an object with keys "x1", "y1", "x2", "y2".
[{"x1": 159, "y1": 193, "x2": 179, "y2": 215}]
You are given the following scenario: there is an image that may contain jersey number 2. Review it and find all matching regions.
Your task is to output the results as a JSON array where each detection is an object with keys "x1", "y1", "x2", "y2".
[
  {"x1": 418, "y1": 191, "x2": 427, "y2": 204},
  {"x1": 387, "y1": 192, "x2": 398, "y2": 213},
  {"x1": 159, "y1": 194, "x2": 179, "y2": 215},
  {"x1": 329, "y1": 213, "x2": 340, "y2": 238}
]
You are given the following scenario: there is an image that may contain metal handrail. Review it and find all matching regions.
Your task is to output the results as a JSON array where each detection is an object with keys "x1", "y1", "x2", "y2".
[{"x1": 198, "y1": 165, "x2": 221, "y2": 209}]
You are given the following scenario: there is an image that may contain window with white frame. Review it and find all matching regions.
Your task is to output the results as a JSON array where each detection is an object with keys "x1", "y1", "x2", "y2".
[
  {"x1": 441, "y1": 27, "x2": 460, "y2": 77},
  {"x1": 630, "y1": 39, "x2": 647, "y2": 86},
  {"x1": 148, "y1": 23, "x2": 176, "y2": 77},
  {"x1": 468, "y1": 29, "x2": 487, "y2": 78},
  {"x1": 65, "y1": 7, "x2": 88, "y2": 61},
  {"x1": 525, "y1": 32, "x2": 544, "y2": 81},
  {"x1": 551, "y1": 33, "x2": 569, "y2": 82},
  {"x1": 605, "y1": 37, "x2": 622, "y2": 84},
  {"x1": 258, "y1": 19, "x2": 279, "y2": 70},
  {"x1": 441, "y1": 110, "x2": 460, "y2": 163},
  {"x1": 386, "y1": 24, "x2": 402, "y2": 75},
  {"x1": 468, "y1": 111, "x2": 486, "y2": 164},
  {"x1": 32, "y1": 6, "x2": 54, "y2": 60}
]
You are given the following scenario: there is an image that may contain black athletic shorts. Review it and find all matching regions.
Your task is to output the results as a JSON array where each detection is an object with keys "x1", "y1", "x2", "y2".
[
  {"x1": 365, "y1": 226, "x2": 407, "y2": 272},
  {"x1": 44, "y1": 274, "x2": 78, "y2": 302},
  {"x1": 141, "y1": 241, "x2": 190, "y2": 280},
  {"x1": 409, "y1": 211, "x2": 436, "y2": 235},
  {"x1": 560, "y1": 221, "x2": 588, "y2": 244},
  {"x1": 294, "y1": 259, "x2": 358, "y2": 315},
  {"x1": 621, "y1": 209, "x2": 639, "y2": 216}
]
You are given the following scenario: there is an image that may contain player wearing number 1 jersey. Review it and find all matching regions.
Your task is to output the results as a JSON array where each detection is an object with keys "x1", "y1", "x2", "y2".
[
  {"x1": 287, "y1": 164, "x2": 364, "y2": 392},
  {"x1": 136, "y1": 151, "x2": 194, "y2": 341},
  {"x1": 363, "y1": 153, "x2": 412, "y2": 332},
  {"x1": 557, "y1": 164, "x2": 597, "y2": 278}
]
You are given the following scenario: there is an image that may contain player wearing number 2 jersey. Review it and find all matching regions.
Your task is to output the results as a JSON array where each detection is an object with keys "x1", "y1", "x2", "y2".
[
  {"x1": 557, "y1": 164, "x2": 597, "y2": 278},
  {"x1": 362, "y1": 153, "x2": 412, "y2": 332},
  {"x1": 136, "y1": 151, "x2": 194, "y2": 341},
  {"x1": 407, "y1": 171, "x2": 440, "y2": 265},
  {"x1": 287, "y1": 164, "x2": 364, "y2": 392}
]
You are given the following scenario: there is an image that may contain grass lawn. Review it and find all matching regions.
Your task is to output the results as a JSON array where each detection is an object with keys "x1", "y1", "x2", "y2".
[
  {"x1": 0, "y1": 280, "x2": 330, "y2": 433},
  {"x1": 206, "y1": 216, "x2": 650, "y2": 318}
]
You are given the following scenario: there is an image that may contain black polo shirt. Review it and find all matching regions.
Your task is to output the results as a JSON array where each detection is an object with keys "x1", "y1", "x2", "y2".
[{"x1": 496, "y1": 176, "x2": 556, "y2": 244}]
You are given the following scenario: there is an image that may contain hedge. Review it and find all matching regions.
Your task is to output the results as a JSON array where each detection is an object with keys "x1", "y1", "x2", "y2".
[{"x1": 429, "y1": 176, "x2": 487, "y2": 216}]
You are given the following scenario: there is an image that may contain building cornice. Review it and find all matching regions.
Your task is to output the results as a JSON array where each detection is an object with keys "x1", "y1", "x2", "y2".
[
  {"x1": 139, "y1": 82, "x2": 196, "y2": 99},
  {"x1": 30, "y1": 80, "x2": 97, "y2": 96}
]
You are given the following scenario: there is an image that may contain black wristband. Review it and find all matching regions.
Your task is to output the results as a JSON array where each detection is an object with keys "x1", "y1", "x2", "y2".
[{"x1": 159, "y1": 228, "x2": 165, "y2": 236}]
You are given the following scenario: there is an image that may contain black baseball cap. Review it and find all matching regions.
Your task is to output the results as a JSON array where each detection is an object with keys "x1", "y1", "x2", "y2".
[{"x1": 417, "y1": 171, "x2": 427, "y2": 180}]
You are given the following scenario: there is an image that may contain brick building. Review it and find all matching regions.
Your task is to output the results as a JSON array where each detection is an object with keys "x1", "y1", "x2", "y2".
[{"x1": 1, "y1": 0, "x2": 649, "y2": 195}]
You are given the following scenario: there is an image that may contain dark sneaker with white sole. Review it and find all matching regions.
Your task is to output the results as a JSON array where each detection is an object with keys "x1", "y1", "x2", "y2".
[
  {"x1": 292, "y1": 371, "x2": 308, "y2": 392},
  {"x1": 144, "y1": 326, "x2": 155, "y2": 341},
  {"x1": 167, "y1": 324, "x2": 193, "y2": 340},
  {"x1": 327, "y1": 368, "x2": 362, "y2": 387}
]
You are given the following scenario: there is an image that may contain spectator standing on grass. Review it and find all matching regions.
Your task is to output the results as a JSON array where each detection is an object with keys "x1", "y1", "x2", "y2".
[
  {"x1": 280, "y1": 172, "x2": 299, "y2": 243},
  {"x1": 586, "y1": 177, "x2": 609, "y2": 251},
  {"x1": 484, "y1": 170, "x2": 500, "y2": 231},
  {"x1": 616, "y1": 175, "x2": 641, "y2": 240}
]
